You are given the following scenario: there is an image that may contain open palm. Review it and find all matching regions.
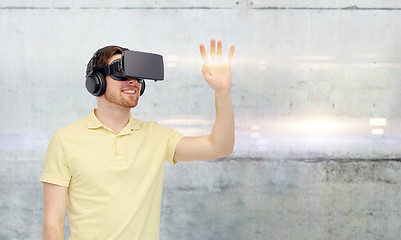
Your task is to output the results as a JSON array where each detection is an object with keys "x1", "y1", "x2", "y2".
[{"x1": 200, "y1": 39, "x2": 235, "y2": 93}]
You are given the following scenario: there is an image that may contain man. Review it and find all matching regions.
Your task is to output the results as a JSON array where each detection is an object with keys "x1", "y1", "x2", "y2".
[{"x1": 41, "y1": 39, "x2": 235, "y2": 239}]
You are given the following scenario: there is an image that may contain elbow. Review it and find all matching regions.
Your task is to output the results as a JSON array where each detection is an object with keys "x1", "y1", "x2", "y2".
[
  {"x1": 217, "y1": 149, "x2": 233, "y2": 159},
  {"x1": 224, "y1": 145, "x2": 234, "y2": 156},
  {"x1": 209, "y1": 137, "x2": 235, "y2": 159},
  {"x1": 216, "y1": 144, "x2": 234, "y2": 159},
  {"x1": 226, "y1": 140, "x2": 235, "y2": 156}
]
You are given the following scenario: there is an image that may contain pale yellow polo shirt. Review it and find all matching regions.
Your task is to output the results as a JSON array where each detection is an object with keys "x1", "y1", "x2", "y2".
[{"x1": 40, "y1": 110, "x2": 184, "y2": 240}]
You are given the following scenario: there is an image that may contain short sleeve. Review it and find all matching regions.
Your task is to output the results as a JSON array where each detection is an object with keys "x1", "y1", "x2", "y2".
[
  {"x1": 40, "y1": 131, "x2": 71, "y2": 187},
  {"x1": 164, "y1": 128, "x2": 184, "y2": 165}
]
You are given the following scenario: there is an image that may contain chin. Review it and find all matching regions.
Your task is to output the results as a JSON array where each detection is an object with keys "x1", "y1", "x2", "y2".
[{"x1": 123, "y1": 100, "x2": 139, "y2": 109}]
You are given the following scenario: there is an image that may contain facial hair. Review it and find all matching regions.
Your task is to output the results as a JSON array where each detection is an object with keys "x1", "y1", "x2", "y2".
[{"x1": 104, "y1": 90, "x2": 138, "y2": 109}]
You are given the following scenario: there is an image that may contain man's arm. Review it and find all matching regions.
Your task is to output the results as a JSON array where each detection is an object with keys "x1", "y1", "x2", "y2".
[
  {"x1": 43, "y1": 182, "x2": 68, "y2": 240},
  {"x1": 174, "y1": 39, "x2": 235, "y2": 161}
]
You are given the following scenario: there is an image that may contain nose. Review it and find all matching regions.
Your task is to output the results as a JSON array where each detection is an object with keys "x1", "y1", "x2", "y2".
[{"x1": 127, "y1": 78, "x2": 142, "y2": 84}]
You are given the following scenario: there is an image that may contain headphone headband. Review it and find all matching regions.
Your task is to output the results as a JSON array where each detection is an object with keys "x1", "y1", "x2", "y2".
[{"x1": 86, "y1": 46, "x2": 128, "y2": 77}]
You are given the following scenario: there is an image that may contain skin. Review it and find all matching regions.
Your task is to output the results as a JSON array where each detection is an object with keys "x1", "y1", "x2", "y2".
[
  {"x1": 43, "y1": 39, "x2": 235, "y2": 239},
  {"x1": 174, "y1": 39, "x2": 235, "y2": 161},
  {"x1": 43, "y1": 183, "x2": 67, "y2": 240},
  {"x1": 94, "y1": 53, "x2": 143, "y2": 134}
]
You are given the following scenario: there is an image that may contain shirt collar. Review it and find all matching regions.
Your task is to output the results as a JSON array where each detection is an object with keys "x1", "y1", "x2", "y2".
[
  {"x1": 86, "y1": 109, "x2": 141, "y2": 132},
  {"x1": 127, "y1": 115, "x2": 141, "y2": 131},
  {"x1": 86, "y1": 110, "x2": 102, "y2": 129}
]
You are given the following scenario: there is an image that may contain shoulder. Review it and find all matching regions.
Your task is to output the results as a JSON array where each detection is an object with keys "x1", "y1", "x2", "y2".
[
  {"x1": 135, "y1": 119, "x2": 177, "y2": 135},
  {"x1": 134, "y1": 118, "x2": 161, "y2": 129},
  {"x1": 54, "y1": 116, "x2": 87, "y2": 138}
]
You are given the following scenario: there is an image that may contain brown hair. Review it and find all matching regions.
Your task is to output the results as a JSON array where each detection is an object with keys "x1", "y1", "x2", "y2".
[{"x1": 86, "y1": 45, "x2": 123, "y2": 76}]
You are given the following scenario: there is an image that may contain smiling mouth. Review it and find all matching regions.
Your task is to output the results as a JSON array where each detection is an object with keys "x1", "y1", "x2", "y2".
[{"x1": 122, "y1": 89, "x2": 137, "y2": 94}]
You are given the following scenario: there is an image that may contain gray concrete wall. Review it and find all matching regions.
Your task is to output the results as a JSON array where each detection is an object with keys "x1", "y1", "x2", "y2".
[{"x1": 1, "y1": 1, "x2": 400, "y2": 239}]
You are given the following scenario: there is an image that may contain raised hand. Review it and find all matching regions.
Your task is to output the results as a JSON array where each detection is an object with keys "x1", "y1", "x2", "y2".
[{"x1": 200, "y1": 39, "x2": 235, "y2": 93}]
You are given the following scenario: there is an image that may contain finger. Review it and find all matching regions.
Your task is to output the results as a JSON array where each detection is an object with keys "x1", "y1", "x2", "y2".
[
  {"x1": 210, "y1": 39, "x2": 216, "y2": 59},
  {"x1": 199, "y1": 44, "x2": 208, "y2": 61},
  {"x1": 217, "y1": 40, "x2": 222, "y2": 59},
  {"x1": 227, "y1": 45, "x2": 235, "y2": 63}
]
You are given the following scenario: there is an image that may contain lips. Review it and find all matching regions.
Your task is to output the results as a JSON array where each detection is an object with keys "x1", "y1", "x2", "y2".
[{"x1": 122, "y1": 88, "x2": 137, "y2": 95}]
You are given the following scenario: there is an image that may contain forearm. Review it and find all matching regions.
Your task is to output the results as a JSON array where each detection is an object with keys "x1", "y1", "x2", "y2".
[
  {"x1": 173, "y1": 39, "x2": 235, "y2": 161},
  {"x1": 43, "y1": 222, "x2": 64, "y2": 240},
  {"x1": 209, "y1": 90, "x2": 235, "y2": 157},
  {"x1": 43, "y1": 183, "x2": 67, "y2": 240}
]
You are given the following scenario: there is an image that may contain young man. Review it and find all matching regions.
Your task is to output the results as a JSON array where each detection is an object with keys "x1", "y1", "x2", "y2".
[{"x1": 41, "y1": 39, "x2": 235, "y2": 239}]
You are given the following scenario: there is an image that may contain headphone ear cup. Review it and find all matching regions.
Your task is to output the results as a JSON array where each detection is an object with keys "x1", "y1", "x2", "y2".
[
  {"x1": 85, "y1": 75, "x2": 98, "y2": 95},
  {"x1": 86, "y1": 71, "x2": 106, "y2": 96},
  {"x1": 140, "y1": 81, "x2": 145, "y2": 96},
  {"x1": 96, "y1": 72, "x2": 107, "y2": 96}
]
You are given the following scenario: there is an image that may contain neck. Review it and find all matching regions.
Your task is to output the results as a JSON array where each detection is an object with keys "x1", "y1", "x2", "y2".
[{"x1": 95, "y1": 98, "x2": 131, "y2": 134}]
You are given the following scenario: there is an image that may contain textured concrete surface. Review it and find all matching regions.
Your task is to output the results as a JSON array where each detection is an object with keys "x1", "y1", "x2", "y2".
[
  {"x1": 1, "y1": 1, "x2": 400, "y2": 239},
  {"x1": 1, "y1": 0, "x2": 400, "y2": 159},
  {"x1": 1, "y1": 159, "x2": 401, "y2": 239},
  {"x1": 162, "y1": 159, "x2": 401, "y2": 240}
]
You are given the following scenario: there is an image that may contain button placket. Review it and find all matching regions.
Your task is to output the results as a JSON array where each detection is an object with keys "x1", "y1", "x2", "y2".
[{"x1": 115, "y1": 135, "x2": 125, "y2": 166}]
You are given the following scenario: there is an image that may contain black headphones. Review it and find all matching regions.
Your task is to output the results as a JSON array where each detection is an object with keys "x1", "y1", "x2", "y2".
[{"x1": 85, "y1": 46, "x2": 146, "y2": 97}]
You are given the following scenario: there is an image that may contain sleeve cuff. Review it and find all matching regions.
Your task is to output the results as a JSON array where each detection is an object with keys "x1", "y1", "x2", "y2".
[{"x1": 40, "y1": 175, "x2": 70, "y2": 187}]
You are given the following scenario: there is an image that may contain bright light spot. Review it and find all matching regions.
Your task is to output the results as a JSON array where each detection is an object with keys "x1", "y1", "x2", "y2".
[
  {"x1": 251, "y1": 133, "x2": 261, "y2": 138},
  {"x1": 369, "y1": 118, "x2": 386, "y2": 126},
  {"x1": 251, "y1": 125, "x2": 260, "y2": 130},
  {"x1": 167, "y1": 63, "x2": 176, "y2": 68},
  {"x1": 286, "y1": 117, "x2": 343, "y2": 135},
  {"x1": 258, "y1": 60, "x2": 267, "y2": 65},
  {"x1": 372, "y1": 128, "x2": 384, "y2": 135}
]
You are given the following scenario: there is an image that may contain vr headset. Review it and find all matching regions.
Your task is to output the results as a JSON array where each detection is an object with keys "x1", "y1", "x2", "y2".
[{"x1": 85, "y1": 46, "x2": 164, "y2": 96}]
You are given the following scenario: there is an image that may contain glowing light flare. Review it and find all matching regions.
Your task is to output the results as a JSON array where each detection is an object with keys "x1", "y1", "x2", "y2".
[
  {"x1": 369, "y1": 118, "x2": 386, "y2": 126},
  {"x1": 251, "y1": 125, "x2": 260, "y2": 130},
  {"x1": 290, "y1": 55, "x2": 334, "y2": 70},
  {"x1": 281, "y1": 117, "x2": 346, "y2": 135},
  {"x1": 165, "y1": 55, "x2": 178, "y2": 68}
]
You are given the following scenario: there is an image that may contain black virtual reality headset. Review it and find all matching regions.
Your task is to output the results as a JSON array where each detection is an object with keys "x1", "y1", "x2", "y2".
[
  {"x1": 100, "y1": 50, "x2": 164, "y2": 81},
  {"x1": 85, "y1": 46, "x2": 164, "y2": 97}
]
